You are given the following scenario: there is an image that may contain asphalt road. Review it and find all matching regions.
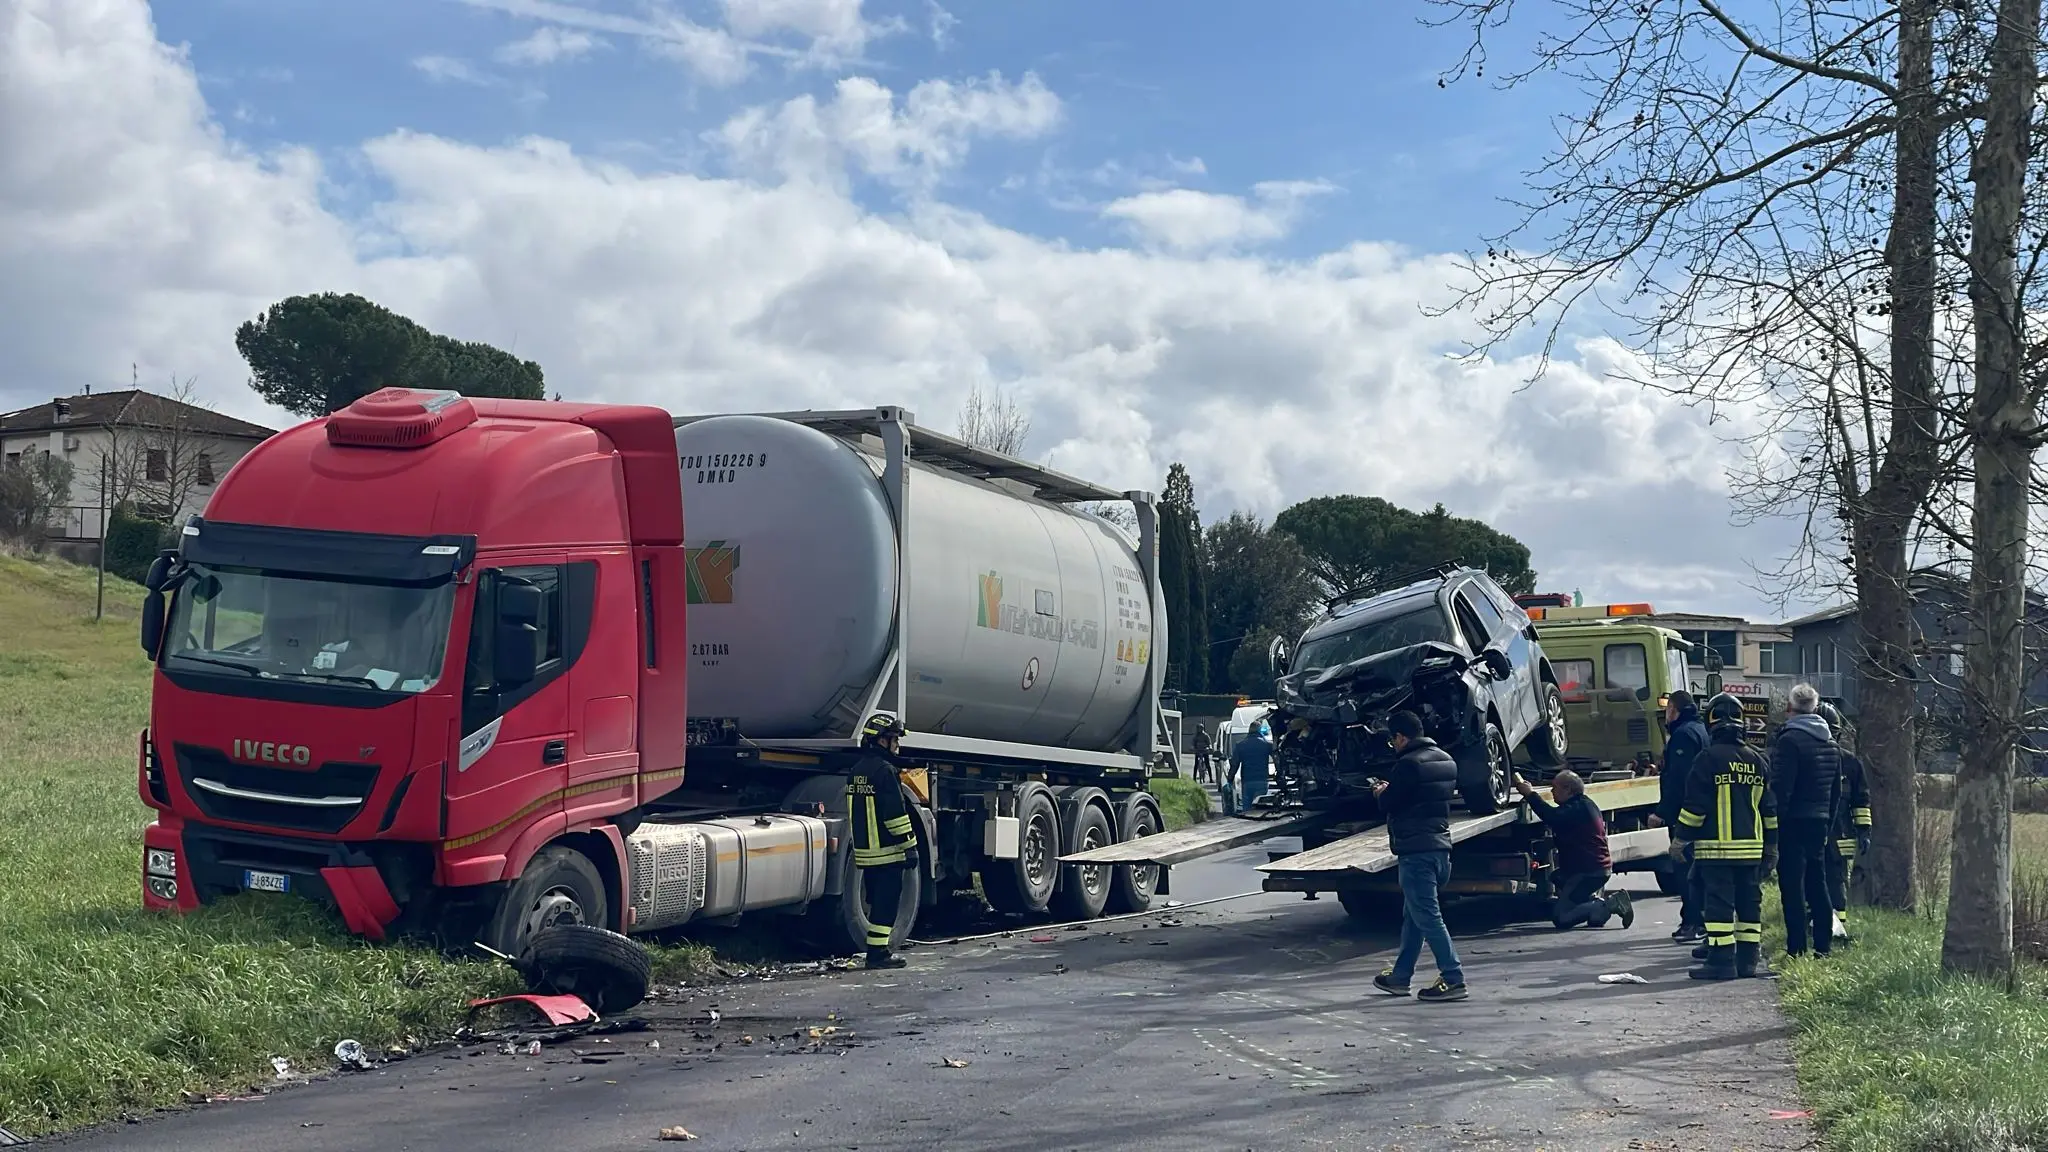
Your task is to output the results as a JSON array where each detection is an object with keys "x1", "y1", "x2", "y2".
[{"x1": 55, "y1": 844, "x2": 1814, "y2": 1152}]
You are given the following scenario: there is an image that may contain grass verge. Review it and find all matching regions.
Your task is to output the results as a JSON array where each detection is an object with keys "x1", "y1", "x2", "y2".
[
  {"x1": 1774, "y1": 811, "x2": 2048, "y2": 1152},
  {"x1": 1148, "y1": 776, "x2": 1211, "y2": 831},
  {"x1": 0, "y1": 554, "x2": 531, "y2": 1138}
]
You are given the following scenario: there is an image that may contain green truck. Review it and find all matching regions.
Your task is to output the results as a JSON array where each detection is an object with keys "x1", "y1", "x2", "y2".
[{"x1": 1523, "y1": 602, "x2": 1727, "y2": 777}]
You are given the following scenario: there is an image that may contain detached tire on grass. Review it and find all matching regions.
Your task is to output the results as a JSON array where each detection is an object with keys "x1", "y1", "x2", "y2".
[{"x1": 518, "y1": 923, "x2": 652, "y2": 1014}]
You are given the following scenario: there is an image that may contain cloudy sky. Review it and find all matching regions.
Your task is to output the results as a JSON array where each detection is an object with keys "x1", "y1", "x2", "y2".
[{"x1": 2, "y1": 0, "x2": 1815, "y2": 619}]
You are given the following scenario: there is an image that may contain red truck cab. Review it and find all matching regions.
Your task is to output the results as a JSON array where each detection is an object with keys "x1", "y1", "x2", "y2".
[{"x1": 138, "y1": 389, "x2": 689, "y2": 954}]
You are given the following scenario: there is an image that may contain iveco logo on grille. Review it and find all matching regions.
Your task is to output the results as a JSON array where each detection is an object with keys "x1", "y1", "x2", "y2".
[{"x1": 232, "y1": 739, "x2": 313, "y2": 766}]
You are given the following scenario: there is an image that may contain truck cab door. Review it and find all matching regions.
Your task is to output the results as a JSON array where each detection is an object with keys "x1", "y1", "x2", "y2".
[{"x1": 446, "y1": 562, "x2": 575, "y2": 846}]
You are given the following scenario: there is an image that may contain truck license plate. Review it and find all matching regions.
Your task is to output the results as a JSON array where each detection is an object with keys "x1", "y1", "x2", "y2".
[{"x1": 243, "y1": 869, "x2": 290, "y2": 894}]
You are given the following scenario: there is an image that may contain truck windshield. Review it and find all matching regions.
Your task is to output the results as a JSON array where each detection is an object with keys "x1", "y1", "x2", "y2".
[
  {"x1": 163, "y1": 565, "x2": 456, "y2": 693},
  {"x1": 1293, "y1": 606, "x2": 1452, "y2": 674}
]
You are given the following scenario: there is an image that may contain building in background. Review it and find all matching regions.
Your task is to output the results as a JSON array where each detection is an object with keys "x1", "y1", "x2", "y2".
[
  {"x1": 1784, "y1": 570, "x2": 2048, "y2": 774},
  {"x1": 1640, "y1": 611, "x2": 1797, "y2": 703},
  {"x1": 0, "y1": 389, "x2": 275, "y2": 556}
]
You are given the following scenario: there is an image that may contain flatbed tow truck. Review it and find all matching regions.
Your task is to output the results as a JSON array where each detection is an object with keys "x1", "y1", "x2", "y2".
[{"x1": 1065, "y1": 775, "x2": 1673, "y2": 916}]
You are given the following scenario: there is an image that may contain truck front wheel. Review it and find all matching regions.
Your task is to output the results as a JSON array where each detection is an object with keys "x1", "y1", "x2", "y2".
[{"x1": 484, "y1": 846, "x2": 610, "y2": 958}]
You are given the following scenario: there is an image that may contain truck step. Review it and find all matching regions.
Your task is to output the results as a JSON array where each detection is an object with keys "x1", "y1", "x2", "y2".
[
  {"x1": 1257, "y1": 808, "x2": 1520, "y2": 877},
  {"x1": 1059, "y1": 810, "x2": 1337, "y2": 867}
]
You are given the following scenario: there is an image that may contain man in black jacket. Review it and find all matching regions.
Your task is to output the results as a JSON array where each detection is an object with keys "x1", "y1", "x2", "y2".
[
  {"x1": 1371, "y1": 711, "x2": 1467, "y2": 1003},
  {"x1": 1516, "y1": 771, "x2": 1634, "y2": 929},
  {"x1": 1770, "y1": 684, "x2": 1841, "y2": 958},
  {"x1": 849, "y1": 712, "x2": 919, "y2": 970},
  {"x1": 1655, "y1": 691, "x2": 1709, "y2": 944}
]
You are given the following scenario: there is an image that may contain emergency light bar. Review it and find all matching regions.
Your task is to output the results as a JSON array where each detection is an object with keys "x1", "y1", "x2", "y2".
[{"x1": 1526, "y1": 602, "x2": 1656, "y2": 621}]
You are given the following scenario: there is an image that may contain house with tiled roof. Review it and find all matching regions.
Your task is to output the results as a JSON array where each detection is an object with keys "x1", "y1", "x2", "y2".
[{"x1": 0, "y1": 388, "x2": 277, "y2": 547}]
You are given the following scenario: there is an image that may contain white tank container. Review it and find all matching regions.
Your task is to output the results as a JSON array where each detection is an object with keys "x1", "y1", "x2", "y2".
[{"x1": 673, "y1": 415, "x2": 1161, "y2": 751}]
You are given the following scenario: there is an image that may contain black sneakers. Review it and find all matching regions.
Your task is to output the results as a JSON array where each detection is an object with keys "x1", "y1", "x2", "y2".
[
  {"x1": 1416, "y1": 978, "x2": 1468, "y2": 1003},
  {"x1": 1373, "y1": 969, "x2": 1410, "y2": 996},
  {"x1": 1605, "y1": 890, "x2": 1636, "y2": 929}
]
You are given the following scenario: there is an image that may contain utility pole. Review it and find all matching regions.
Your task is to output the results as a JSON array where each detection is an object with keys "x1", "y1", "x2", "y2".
[{"x1": 95, "y1": 454, "x2": 109, "y2": 622}]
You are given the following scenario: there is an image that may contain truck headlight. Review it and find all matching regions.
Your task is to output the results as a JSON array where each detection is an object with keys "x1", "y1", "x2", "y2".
[
  {"x1": 146, "y1": 848, "x2": 178, "y2": 878},
  {"x1": 146, "y1": 876, "x2": 178, "y2": 901}
]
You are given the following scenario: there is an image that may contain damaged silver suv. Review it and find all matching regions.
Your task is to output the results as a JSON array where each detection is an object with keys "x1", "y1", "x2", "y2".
[{"x1": 1267, "y1": 565, "x2": 1569, "y2": 816}]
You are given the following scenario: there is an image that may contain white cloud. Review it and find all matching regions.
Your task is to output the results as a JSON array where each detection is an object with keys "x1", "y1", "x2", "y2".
[
  {"x1": 412, "y1": 55, "x2": 492, "y2": 85},
  {"x1": 714, "y1": 71, "x2": 1061, "y2": 189},
  {"x1": 1103, "y1": 179, "x2": 1338, "y2": 254},
  {"x1": 926, "y1": 0, "x2": 958, "y2": 50},
  {"x1": 718, "y1": 0, "x2": 873, "y2": 58},
  {"x1": 495, "y1": 26, "x2": 602, "y2": 66},
  {"x1": 0, "y1": 0, "x2": 1803, "y2": 619}
]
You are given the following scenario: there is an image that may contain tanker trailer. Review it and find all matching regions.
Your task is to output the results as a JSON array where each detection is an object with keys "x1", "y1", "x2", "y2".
[{"x1": 637, "y1": 407, "x2": 1178, "y2": 951}]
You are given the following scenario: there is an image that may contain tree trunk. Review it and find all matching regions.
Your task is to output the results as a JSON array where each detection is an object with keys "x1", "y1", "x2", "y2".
[
  {"x1": 1941, "y1": 0, "x2": 2037, "y2": 980},
  {"x1": 1854, "y1": 0, "x2": 1940, "y2": 913}
]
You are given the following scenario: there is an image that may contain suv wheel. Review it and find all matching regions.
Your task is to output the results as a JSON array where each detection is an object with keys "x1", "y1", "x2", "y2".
[
  {"x1": 1458, "y1": 723, "x2": 1515, "y2": 815},
  {"x1": 1527, "y1": 682, "x2": 1569, "y2": 768}
]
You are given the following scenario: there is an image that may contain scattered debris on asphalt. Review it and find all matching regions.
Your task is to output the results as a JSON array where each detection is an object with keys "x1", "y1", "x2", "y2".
[
  {"x1": 0, "y1": 1125, "x2": 28, "y2": 1147},
  {"x1": 269, "y1": 1057, "x2": 301, "y2": 1082},
  {"x1": 1029, "y1": 934, "x2": 1057, "y2": 943},
  {"x1": 468, "y1": 993, "x2": 598, "y2": 1028},
  {"x1": 1770, "y1": 1110, "x2": 1814, "y2": 1120},
  {"x1": 1596, "y1": 973, "x2": 1650, "y2": 985},
  {"x1": 658, "y1": 1126, "x2": 699, "y2": 1141},
  {"x1": 333, "y1": 1040, "x2": 372, "y2": 1070},
  {"x1": 941, "y1": 1056, "x2": 970, "y2": 1068}
]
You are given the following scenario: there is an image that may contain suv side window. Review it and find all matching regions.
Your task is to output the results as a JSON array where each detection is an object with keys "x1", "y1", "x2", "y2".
[
  {"x1": 1466, "y1": 584, "x2": 1509, "y2": 638},
  {"x1": 1451, "y1": 589, "x2": 1493, "y2": 654},
  {"x1": 462, "y1": 561, "x2": 597, "y2": 735}
]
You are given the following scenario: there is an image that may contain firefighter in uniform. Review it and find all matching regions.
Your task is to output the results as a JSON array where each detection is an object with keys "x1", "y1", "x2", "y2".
[
  {"x1": 849, "y1": 712, "x2": 918, "y2": 970},
  {"x1": 1675, "y1": 693, "x2": 1780, "y2": 981},
  {"x1": 1817, "y1": 702, "x2": 1871, "y2": 945}
]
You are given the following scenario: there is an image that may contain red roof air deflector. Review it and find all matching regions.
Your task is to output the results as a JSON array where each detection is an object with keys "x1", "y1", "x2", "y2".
[{"x1": 327, "y1": 388, "x2": 479, "y2": 449}]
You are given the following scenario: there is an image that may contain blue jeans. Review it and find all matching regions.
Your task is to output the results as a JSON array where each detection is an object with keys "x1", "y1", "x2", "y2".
[
  {"x1": 1224, "y1": 773, "x2": 1267, "y2": 816},
  {"x1": 1389, "y1": 851, "x2": 1463, "y2": 986}
]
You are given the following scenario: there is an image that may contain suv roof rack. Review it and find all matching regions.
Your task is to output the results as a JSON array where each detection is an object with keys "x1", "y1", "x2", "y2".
[{"x1": 1323, "y1": 561, "x2": 1464, "y2": 610}]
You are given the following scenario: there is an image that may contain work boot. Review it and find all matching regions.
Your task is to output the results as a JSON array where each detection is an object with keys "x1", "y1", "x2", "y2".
[
  {"x1": 865, "y1": 948, "x2": 907, "y2": 970},
  {"x1": 1373, "y1": 969, "x2": 1412, "y2": 997},
  {"x1": 1692, "y1": 944, "x2": 1710, "y2": 961},
  {"x1": 1605, "y1": 890, "x2": 1635, "y2": 929},
  {"x1": 1689, "y1": 945, "x2": 1737, "y2": 981},
  {"x1": 1736, "y1": 942, "x2": 1775, "y2": 980}
]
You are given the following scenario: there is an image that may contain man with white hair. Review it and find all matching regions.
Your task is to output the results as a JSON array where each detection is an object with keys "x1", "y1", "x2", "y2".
[{"x1": 1770, "y1": 683, "x2": 1842, "y2": 959}]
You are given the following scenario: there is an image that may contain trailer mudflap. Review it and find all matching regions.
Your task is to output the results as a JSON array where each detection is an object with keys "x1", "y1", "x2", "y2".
[{"x1": 1057, "y1": 809, "x2": 1337, "y2": 867}]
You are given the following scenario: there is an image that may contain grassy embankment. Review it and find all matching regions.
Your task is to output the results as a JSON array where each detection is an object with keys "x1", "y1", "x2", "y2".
[
  {"x1": 1776, "y1": 801, "x2": 2048, "y2": 1151},
  {"x1": 0, "y1": 553, "x2": 723, "y2": 1139},
  {"x1": 1147, "y1": 776, "x2": 1212, "y2": 831}
]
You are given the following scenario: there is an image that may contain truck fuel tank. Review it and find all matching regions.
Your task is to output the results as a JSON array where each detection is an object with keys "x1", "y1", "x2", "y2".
[{"x1": 624, "y1": 814, "x2": 830, "y2": 932}]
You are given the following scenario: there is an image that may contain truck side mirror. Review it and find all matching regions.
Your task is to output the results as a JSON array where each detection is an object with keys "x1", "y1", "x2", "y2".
[
  {"x1": 1268, "y1": 636, "x2": 1290, "y2": 675},
  {"x1": 138, "y1": 550, "x2": 179, "y2": 657},
  {"x1": 494, "y1": 580, "x2": 544, "y2": 686}
]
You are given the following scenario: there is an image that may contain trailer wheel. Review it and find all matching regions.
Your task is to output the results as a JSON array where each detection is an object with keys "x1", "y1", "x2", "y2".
[
  {"x1": 1051, "y1": 804, "x2": 1114, "y2": 921},
  {"x1": 1107, "y1": 796, "x2": 1162, "y2": 914},
  {"x1": 517, "y1": 923, "x2": 652, "y2": 1014},
  {"x1": 982, "y1": 784, "x2": 1058, "y2": 915},
  {"x1": 1527, "y1": 683, "x2": 1569, "y2": 769},
  {"x1": 484, "y1": 846, "x2": 610, "y2": 958},
  {"x1": 1458, "y1": 724, "x2": 1515, "y2": 815}
]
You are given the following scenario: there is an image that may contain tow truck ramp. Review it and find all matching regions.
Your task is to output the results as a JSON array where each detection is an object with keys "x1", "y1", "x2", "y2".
[
  {"x1": 1058, "y1": 809, "x2": 1337, "y2": 867},
  {"x1": 1259, "y1": 775, "x2": 1667, "y2": 887}
]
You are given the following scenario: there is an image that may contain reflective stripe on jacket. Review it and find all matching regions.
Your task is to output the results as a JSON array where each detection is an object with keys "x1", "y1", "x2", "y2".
[
  {"x1": 1676, "y1": 731, "x2": 1778, "y2": 862},
  {"x1": 848, "y1": 753, "x2": 914, "y2": 868}
]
